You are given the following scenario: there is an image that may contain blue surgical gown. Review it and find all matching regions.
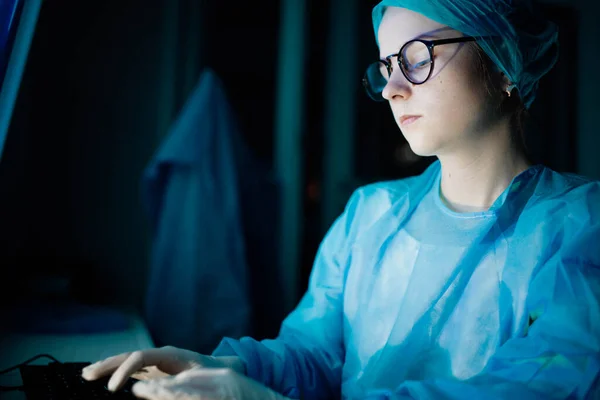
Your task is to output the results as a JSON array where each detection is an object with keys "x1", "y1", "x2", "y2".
[{"x1": 213, "y1": 160, "x2": 600, "y2": 399}]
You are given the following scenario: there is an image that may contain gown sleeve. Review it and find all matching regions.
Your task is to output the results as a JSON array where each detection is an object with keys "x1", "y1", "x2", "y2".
[{"x1": 212, "y1": 186, "x2": 389, "y2": 399}]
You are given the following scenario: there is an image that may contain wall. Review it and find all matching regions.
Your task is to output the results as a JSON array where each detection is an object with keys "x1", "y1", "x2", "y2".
[
  {"x1": 540, "y1": 0, "x2": 600, "y2": 179},
  {"x1": 0, "y1": 0, "x2": 193, "y2": 309},
  {"x1": 1, "y1": 0, "x2": 282, "y2": 315}
]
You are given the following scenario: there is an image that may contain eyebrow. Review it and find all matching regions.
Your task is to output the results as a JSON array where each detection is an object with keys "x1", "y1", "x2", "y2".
[
  {"x1": 379, "y1": 37, "x2": 438, "y2": 60},
  {"x1": 379, "y1": 27, "x2": 455, "y2": 60},
  {"x1": 418, "y1": 26, "x2": 454, "y2": 38},
  {"x1": 416, "y1": 33, "x2": 442, "y2": 40}
]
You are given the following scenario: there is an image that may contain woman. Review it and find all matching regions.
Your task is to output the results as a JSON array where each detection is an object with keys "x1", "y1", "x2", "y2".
[{"x1": 83, "y1": 1, "x2": 600, "y2": 399}]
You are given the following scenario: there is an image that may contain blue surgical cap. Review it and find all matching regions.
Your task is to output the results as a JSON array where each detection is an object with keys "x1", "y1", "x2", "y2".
[{"x1": 372, "y1": 0, "x2": 559, "y2": 109}]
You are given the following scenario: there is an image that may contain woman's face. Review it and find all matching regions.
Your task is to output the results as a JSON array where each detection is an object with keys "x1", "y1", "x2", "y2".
[{"x1": 378, "y1": 7, "x2": 499, "y2": 157}]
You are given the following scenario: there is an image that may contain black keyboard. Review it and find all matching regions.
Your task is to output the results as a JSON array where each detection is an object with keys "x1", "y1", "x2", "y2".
[{"x1": 19, "y1": 361, "x2": 139, "y2": 399}]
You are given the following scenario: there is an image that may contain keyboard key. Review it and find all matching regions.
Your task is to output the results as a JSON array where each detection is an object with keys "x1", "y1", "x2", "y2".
[{"x1": 20, "y1": 362, "x2": 139, "y2": 400}]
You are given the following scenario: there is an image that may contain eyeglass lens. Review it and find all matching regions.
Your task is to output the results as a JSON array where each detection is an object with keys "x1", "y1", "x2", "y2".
[{"x1": 363, "y1": 40, "x2": 432, "y2": 101}]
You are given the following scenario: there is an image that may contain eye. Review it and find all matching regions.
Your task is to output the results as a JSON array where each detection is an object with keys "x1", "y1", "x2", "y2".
[
  {"x1": 412, "y1": 59, "x2": 432, "y2": 70},
  {"x1": 401, "y1": 41, "x2": 431, "y2": 72},
  {"x1": 379, "y1": 61, "x2": 389, "y2": 78}
]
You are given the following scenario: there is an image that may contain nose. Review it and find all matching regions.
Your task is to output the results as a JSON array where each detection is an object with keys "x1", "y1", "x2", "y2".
[{"x1": 381, "y1": 68, "x2": 412, "y2": 101}]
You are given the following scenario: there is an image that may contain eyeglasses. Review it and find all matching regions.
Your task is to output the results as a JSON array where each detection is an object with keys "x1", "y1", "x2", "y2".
[{"x1": 362, "y1": 36, "x2": 478, "y2": 102}]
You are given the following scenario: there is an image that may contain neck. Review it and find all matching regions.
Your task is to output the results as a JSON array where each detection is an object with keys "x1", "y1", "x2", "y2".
[{"x1": 437, "y1": 123, "x2": 531, "y2": 213}]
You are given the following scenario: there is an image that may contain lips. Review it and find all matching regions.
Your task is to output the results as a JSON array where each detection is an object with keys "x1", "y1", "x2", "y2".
[{"x1": 399, "y1": 115, "x2": 422, "y2": 126}]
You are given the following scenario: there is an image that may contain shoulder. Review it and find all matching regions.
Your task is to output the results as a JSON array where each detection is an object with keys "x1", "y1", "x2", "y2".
[
  {"x1": 531, "y1": 167, "x2": 600, "y2": 222},
  {"x1": 529, "y1": 167, "x2": 600, "y2": 264}
]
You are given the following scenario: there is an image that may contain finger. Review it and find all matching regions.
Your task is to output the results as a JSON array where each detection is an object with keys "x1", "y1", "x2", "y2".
[
  {"x1": 174, "y1": 368, "x2": 274, "y2": 397},
  {"x1": 131, "y1": 366, "x2": 170, "y2": 381},
  {"x1": 174, "y1": 368, "x2": 233, "y2": 381},
  {"x1": 142, "y1": 370, "x2": 222, "y2": 393},
  {"x1": 133, "y1": 379, "x2": 220, "y2": 400},
  {"x1": 132, "y1": 380, "x2": 177, "y2": 400},
  {"x1": 169, "y1": 369, "x2": 234, "y2": 395},
  {"x1": 107, "y1": 349, "x2": 167, "y2": 392},
  {"x1": 82, "y1": 353, "x2": 131, "y2": 381}
]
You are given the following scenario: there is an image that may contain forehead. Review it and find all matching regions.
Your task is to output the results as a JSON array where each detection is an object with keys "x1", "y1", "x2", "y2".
[{"x1": 378, "y1": 7, "x2": 452, "y2": 56}]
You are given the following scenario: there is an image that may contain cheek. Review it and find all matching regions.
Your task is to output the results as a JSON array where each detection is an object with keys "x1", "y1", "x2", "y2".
[{"x1": 426, "y1": 72, "x2": 488, "y2": 127}]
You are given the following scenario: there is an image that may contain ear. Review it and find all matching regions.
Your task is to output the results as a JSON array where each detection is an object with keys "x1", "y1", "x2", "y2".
[{"x1": 500, "y1": 72, "x2": 516, "y2": 95}]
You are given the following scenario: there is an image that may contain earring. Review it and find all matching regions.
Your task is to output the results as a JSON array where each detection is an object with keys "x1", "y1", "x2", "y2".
[{"x1": 506, "y1": 83, "x2": 516, "y2": 97}]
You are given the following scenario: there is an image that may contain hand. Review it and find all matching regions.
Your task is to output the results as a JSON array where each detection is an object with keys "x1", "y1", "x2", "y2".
[
  {"x1": 131, "y1": 368, "x2": 291, "y2": 400},
  {"x1": 81, "y1": 346, "x2": 244, "y2": 392}
]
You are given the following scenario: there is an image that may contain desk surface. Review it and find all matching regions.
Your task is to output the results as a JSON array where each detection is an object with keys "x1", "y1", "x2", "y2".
[{"x1": 0, "y1": 308, "x2": 154, "y2": 400}]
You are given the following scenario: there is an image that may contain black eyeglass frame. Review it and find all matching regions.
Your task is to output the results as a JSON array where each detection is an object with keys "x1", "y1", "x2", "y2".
[{"x1": 363, "y1": 36, "x2": 480, "y2": 101}]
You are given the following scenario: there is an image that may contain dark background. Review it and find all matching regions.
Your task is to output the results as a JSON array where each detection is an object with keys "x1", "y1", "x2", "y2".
[{"x1": 0, "y1": 0, "x2": 598, "y2": 346}]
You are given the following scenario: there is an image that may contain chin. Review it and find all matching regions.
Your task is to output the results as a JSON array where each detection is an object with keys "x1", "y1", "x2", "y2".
[
  {"x1": 408, "y1": 145, "x2": 437, "y2": 157},
  {"x1": 403, "y1": 131, "x2": 440, "y2": 157}
]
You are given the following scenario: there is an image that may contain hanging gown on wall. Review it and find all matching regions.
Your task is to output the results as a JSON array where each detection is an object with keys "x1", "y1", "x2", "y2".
[{"x1": 142, "y1": 69, "x2": 251, "y2": 354}]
